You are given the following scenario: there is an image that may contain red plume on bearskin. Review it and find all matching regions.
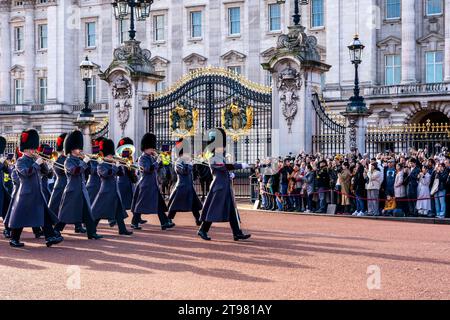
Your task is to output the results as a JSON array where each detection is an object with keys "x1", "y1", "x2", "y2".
[
  {"x1": 57, "y1": 137, "x2": 64, "y2": 148},
  {"x1": 99, "y1": 140, "x2": 105, "y2": 151},
  {"x1": 37, "y1": 145, "x2": 43, "y2": 153},
  {"x1": 21, "y1": 132, "x2": 29, "y2": 143},
  {"x1": 119, "y1": 139, "x2": 125, "y2": 146},
  {"x1": 15, "y1": 147, "x2": 23, "y2": 158}
]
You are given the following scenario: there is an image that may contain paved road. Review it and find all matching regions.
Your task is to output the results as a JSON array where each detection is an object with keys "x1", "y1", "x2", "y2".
[{"x1": 0, "y1": 210, "x2": 449, "y2": 300}]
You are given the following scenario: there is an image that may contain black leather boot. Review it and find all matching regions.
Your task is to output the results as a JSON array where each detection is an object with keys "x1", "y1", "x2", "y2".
[
  {"x1": 46, "y1": 235, "x2": 64, "y2": 247},
  {"x1": 88, "y1": 233, "x2": 104, "y2": 240},
  {"x1": 3, "y1": 229, "x2": 11, "y2": 239},
  {"x1": 75, "y1": 226, "x2": 87, "y2": 234},
  {"x1": 197, "y1": 230, "x2": 211, "y2": 241},
  {"x1": 233, "y1": 233, "x2": 251, "y2": 241},
  {"x1": 10, "y1": 239, "x2": 25, "y2": 247}
]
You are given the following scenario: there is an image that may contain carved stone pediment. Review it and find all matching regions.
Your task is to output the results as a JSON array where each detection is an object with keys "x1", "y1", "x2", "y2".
[
  {"x1": 150, "y1": 56, "x2": 170, "y2": 69},
  {"x1": 417, "y1": 32, "x2": 445, "y2": 50},
  {"x1": 377, "y1": 36, "x2": 402, "y2": 54},
  {"x1": 10, "y1": 65, "x2": 24, "y2": 78},
  {"x1": 183, "y1": 53, "x2": 207, "y2": 67},
  {"x1": 221, "y1": 50, "x2": 246, "y2": 64}
]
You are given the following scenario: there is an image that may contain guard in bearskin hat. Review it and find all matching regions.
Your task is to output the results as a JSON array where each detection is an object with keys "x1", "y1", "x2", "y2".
[
  {"x1": 36, "y1": 143, "x2": 54, "y2": 203},
  {"x1": 48, "y1": 134, "x2": 86, "y2": 234},
  {"x1": 167, "y1": 138, "x2": 203, "y2": 226},
  {"x1": 91, "y1": 139, "x2": 133, "y2": 235},
  {"x1": 4, "y1": 129, "x2": 63, "y2": 247},
  {"x1": 197, "y1": 128, "x2": 251, "y2": 241},
  {"x1": 130, "y1": 132, "x2": 174, "y2": 230},
  {"x1": 0, "y1": 136, "x2": 12, "y2": 237},
  {"x1": 55, "y1": 130, "x2": 102, "y2": 240},
  {"x1": 86, "y1": 137, "x2": 104, "y2": 203}
]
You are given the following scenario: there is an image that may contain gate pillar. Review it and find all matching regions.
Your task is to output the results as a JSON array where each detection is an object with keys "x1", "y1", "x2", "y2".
[
  {"x1": 262, "y1": 25, "x2": 331, "y2": 156},
  {"x1": 100, "y1": 40, "x2": 164, "y2": 149}
]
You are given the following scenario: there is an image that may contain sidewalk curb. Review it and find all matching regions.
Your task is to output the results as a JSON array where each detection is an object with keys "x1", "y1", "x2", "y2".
[{"x1": 238, "y1": 206, "x2": 450, "y2": 225}]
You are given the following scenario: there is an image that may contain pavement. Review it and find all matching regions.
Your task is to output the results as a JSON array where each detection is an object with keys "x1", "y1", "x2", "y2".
[{"x1": 0, "y1": 208, "x2": 449, "y2": 300}]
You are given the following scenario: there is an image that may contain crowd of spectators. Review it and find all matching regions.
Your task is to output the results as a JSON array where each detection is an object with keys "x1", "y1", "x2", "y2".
[{"x1": 254, "y1": 148, "x2": 450, "y2": 218}]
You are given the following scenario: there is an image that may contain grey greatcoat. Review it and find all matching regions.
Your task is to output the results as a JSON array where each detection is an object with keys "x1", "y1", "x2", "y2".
[
  {"x1": 92, "y1": 162, "x2": 128, "y2": 220},
  {"x1": 117, "y1": 166, "x2": 137, "y2": 210},
  {"x1": 40, "y1": 163, "x2": 53, "y2": 203},
  {"x1": 48, "y1": 155, "x2": 67, "y2": 215},
  {"x1": 200, "y1": 155, "x2": 243, "y2": 223},
  {"x1": 58, "y1": 155, "x2": 95, "y2": 224},
  {"x1": 5, "y1": 155, "x2": 59, "y2": 228},
  {"x1": 131, "y1": 153, "x2": 168, "y2": 214},
  {"x1": 86, "y1": 160, "x2": 101, "y2": 202},
  {"x1": 168, "y1": 159, "x2": 202, "y2": 212}
]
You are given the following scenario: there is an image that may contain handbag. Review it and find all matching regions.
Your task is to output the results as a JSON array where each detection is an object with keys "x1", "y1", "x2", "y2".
[{"x1": 430, "y1": 178, "x2": 439, "y2": 196}]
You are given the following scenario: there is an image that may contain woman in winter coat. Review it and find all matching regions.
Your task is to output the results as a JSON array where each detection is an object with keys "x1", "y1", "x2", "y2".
[
  {"x1": 416, "y1": 165, "x2": 431, "y2": 216},
  {"x1": 365, "y1": 162, "x2": 383, "y2": 216}
]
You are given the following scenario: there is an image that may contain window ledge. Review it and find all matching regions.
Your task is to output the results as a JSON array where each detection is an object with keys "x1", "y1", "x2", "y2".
[
  {"x1": 309, "y1": 26, "x2": 325, "y2": 31},
  {"x1": 152, "y1": 40, "x2": 167, "y2": 45},
  {"x1": 14, "y1": 50, "x2": 25, "y2": 55},
  {"x1": 227, "y1": 34, "x2": 241, "y2": 39},
  {"x1": 37, "y1": 49, "x2": 48, "y2": 53},
  {"x1": 383, "y1": 18, "x2": 401, "y2": 24},
  {"x1": 266, "y1": 30, "x2": 282, "y2": 36},
  {"x1": 425, "y1": 13, "x2": 443, "y2": 18},
  {"x1": 85, "y1": 46, "x2": 97, "y2": 50},
  {"x1": 188, "y1": 37, "x2": 203, "y2": 43}
]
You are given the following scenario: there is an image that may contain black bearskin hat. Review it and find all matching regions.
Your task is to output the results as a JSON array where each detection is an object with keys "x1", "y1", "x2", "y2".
[
  {"x1": 64, "y1": 130, "x2": 84, "y2": 155},
  {"x1": 141, "y1": 133, "x2": 156, "y2": 151},
  {"x1": 19, "y1": 129, "x2": 40, "y2": 152},
  {"x1": 101, "y1": 139, "x2": 115, "y2": 157},
  {"x1": 117, "y1": 137, "x2": 134, "y2": 148},
  {"x1": 0, "y1": 136, "x2": 6, "y2": 155},
  {"x1": 56, "y1": 133, "x2": 67, "y2": 152}
]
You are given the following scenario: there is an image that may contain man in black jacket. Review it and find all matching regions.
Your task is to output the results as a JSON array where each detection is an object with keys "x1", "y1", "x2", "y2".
[
  {"x1": 404, "y1": 158, "x2": 420, "y2": 216},
  {"x1": 315, "y1": 160, "x2": 330, "y2": 213}
]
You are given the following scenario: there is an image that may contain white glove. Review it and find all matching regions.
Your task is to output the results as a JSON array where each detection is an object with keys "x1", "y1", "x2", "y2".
[
  {"x1": 83, "y1": 156, "x2": 90, "y2": 164},
  {"x1": 97, "y1": 158, "x2": 104, "y2": 164},
  {"x1": 0, "y1": 157, "x2": 5, "y2": 164},
  {"x1": 35, "y1": 157, "x2": 44, "y2": 165},
  {"x1": 241, "y1": 163, "x2": 250, "y2": 169},
  {"x1": 115, "y1": 161, "x2": 121, "y2": 167},
  {"x1": 229, "y1": 172, "x2": 235, "y2": 179}
]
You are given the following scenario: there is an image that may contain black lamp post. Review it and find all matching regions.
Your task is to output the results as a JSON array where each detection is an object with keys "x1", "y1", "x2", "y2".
[
  {"x1": 276, "y1": 0, "x2": 309, "y2": 26},
  {"x1": 112, "y1": 0, "x2": 153, "y2": 41},
  {"x1": 79, "y1": 56, "x2": 95, "y2": 118},
  {"x1": 347, "y1": 34, "x2": 367, "y2": 113}
]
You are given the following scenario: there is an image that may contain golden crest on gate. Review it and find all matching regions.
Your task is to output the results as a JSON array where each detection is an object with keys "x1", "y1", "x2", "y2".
[
  {"x1": 221, "y1": 101, "x2": 253, "y2": 141},
  {"x1": 169, "y1": 103, "x2": 199, "y2": 138}
]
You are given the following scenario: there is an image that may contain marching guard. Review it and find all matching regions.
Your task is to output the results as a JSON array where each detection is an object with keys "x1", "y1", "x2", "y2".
[
  {"x1": 54, "y1": 130, "x2": 102, "y2": 240},
  {"x1": 116, "y1": 137, "x2": 138, "y2": 211},
  {"x1": 86, "y1": 137, "x2": 104, "y2": 203},
  {"x1": 197, "y1": 128, "x2": 251, "y2": 241},
  {"x1": 130, "y1": 133, "x2": 175, "y2": 230},
  {"x1": 0, "y1": 136, "x2": 12, "y2": 237},
  {"x1": 4, "y1": 129, "x2": 63, "y2": 247},
  {"x1": 91, "y1": 139, "x2": 133, "y2": 235},
  {"x1": 37, "y1": 143, "x2": 54, "y2": 203},
  {"x1": 167, "y1": 138, "x2": 203, "y2": 226}
]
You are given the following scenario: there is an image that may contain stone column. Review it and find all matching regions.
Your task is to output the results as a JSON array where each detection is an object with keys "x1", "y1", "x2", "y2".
[
  {"x1": 24, "y1": 2, "x2": 35, "y2": 104},
  {"x1": 401, "y1": 0, "x2": 416, "y2": 84},
  {"x1": 444, "y1": 1, "x2": 450, "y2": 82},
  {"x1": 47, "y1": 3, "x2": 58, "y2": 104},
  {"x1": 0, "y1": 6, "x2": 11, "y2": 104}
]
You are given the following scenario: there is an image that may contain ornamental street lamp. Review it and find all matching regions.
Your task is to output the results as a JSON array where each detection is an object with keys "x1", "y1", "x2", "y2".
[
  {"x1": 346, "y1": 34, "x2": 367, "y2": 113},
  {"x1": 112, "y1": 0, "x2": 153, "y2": 41},
  {"x1": 276, "y1": 0, "x2": 309, "y2": 26},
  {"x1": 79, "y1": 56, "x2": 95, "y2": 118}
]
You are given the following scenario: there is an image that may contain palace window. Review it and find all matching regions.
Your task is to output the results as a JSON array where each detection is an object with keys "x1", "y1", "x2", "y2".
[
  {"x1": 14, "y1": 79, "x2": 24, "y2": 104},
  {"x1": 38, "y1": 24, "x2": 48, "y2": 50},
  {"x1": 311, "y1": 0, "x2": 324, "y2": 28},
  {"x1": 426, "y1": 0, "x2": 442, "y2": 16},
  {"x1": 153, "y1": 15, "x2": 165, "y2": 41},
  {"x1": 228, "y1": 7, "x2": 241, "y2": 35},
  {"x1": 227, "y1": 66, "x2": 242, "y2": 75},
  {"x1": 190, "y1": 11, "x2": 202, "y2": 38},
  {"x1": 86, "y1": 22, "x2": 96, "y2": 47},
  {"x1": 87, "y1": 76, "x2": 97, "y2": 104},
  {"x1": 385, "y1": 55, "x2": 401, "y2": 85},
  {"x1": 38, "y1": 78, "x2": 47, "y2": 104},
  {"x1": 385, "y1": 0, "x2": 400, "y2": 19},
  {"x1": 269, "y1": 3, "x2": 281, "y2": 31},
  {"x1": 14, "y1": 27, "x2": 24, "y2": 51},
  {"x1": 265, "y1": 71, "x2": 272, "y2": 87},
  {"x1": 426, "y1": 51, "x2": 443, "y2": 83}
]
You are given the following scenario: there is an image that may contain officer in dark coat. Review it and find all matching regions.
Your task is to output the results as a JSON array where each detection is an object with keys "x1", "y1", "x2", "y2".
[
  {"x1": 55, "y1": 130, "x2": 102, "y2": 240},
  {"x1": 130, "y1": 133, "x2": 174, "y2": 230},
  {"x1": 91, "y1": 139, "x2": 133, "y2": 235},
  {"x1": 37, "y1": 143, "x2": 54, "y2": 203},
  {"x1": 86, "y1": 137, "x2": 104, "y2": 203},
  {"x1": 198, "y1": 128, "x2": 251, "y2": 241},
  {"x1": 116, "y1": 137, "x2": 138, "y2": 210},
  {"x1": 0, "y1": 136, "x2": 12, "y2": 237},
  {"x1": 167, "y1": 138, "x2": 202, "y2": 226},
  {"x1": 404, "y1": 158, "x2": 420, "y2": 217},
  {"x1": 5, "y1": 129, "x2": 63, "y2": 248}
]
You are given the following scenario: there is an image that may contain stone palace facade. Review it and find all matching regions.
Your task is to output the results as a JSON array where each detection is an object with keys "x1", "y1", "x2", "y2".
[{"x1": 0, "y1": 0, "x2": 448, "y2": 135}]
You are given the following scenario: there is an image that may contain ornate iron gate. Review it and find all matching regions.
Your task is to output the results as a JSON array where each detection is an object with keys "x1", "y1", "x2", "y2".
[
  {"x1": 145, "y1": 67, "x2": 272, "y2": 164},
  {"x1": 311, "y1": 93, "x2": 347, "y2": 156}
]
